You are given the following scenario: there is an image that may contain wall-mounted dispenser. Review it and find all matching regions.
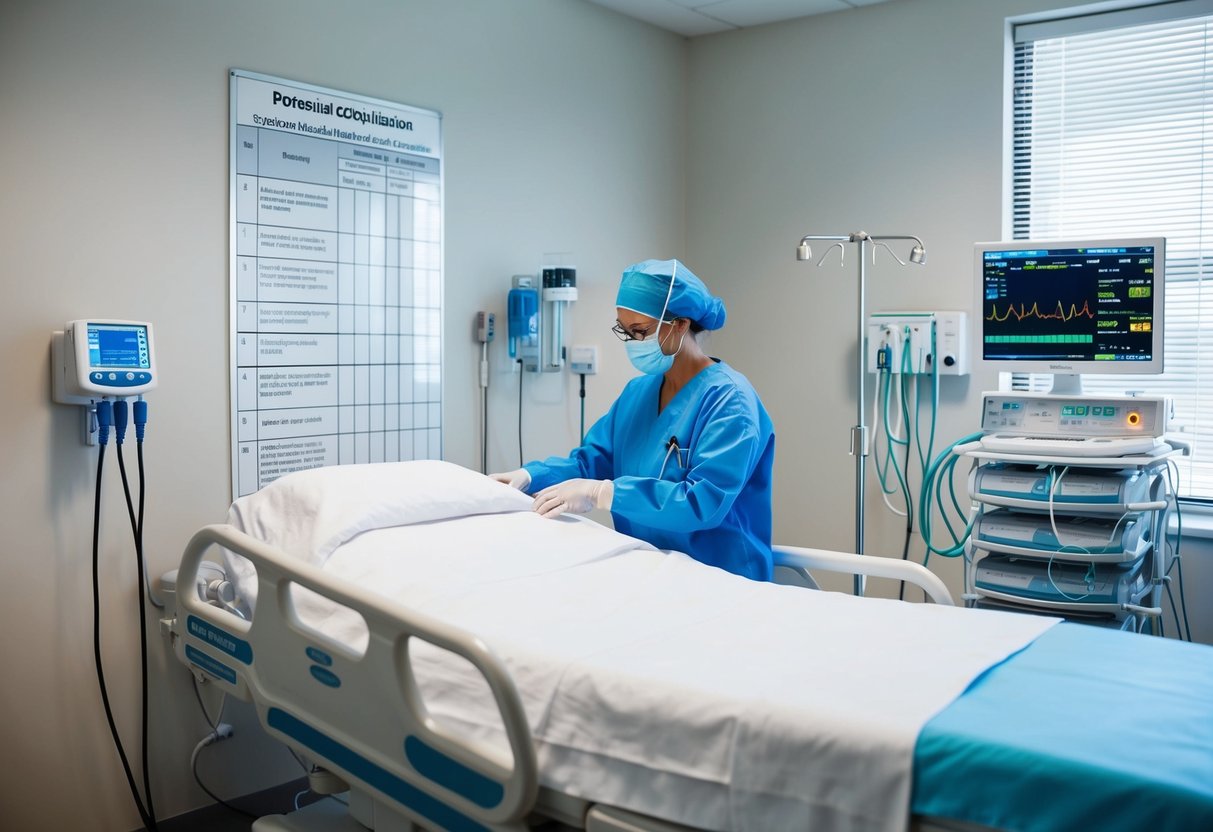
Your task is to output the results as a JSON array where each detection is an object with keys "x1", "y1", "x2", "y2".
[
  {"x1": 508, "y1": 275, "x2": 540, "y2": 372},
  {"x1": 540, "y1": 265, "x2": 577, "y2": 372}
]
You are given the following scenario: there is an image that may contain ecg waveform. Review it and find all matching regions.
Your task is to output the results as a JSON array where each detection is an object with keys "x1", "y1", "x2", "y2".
[{"x1": 985, "y1": 298, "x2": 1096, "y2": 323}]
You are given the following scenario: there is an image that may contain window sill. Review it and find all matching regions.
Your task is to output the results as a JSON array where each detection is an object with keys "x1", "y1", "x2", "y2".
[{"x1": 1173, "y1": 500, "x2": 1213, "y2": 540}]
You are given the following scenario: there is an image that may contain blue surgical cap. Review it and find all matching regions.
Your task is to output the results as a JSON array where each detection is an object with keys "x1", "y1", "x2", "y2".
[{"x1": 615, "y1": 258, "x2": 727, "y2": 330}]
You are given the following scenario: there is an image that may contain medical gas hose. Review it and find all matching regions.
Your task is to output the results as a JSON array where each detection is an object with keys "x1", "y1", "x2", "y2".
[{"x1": 919, "y1": 431, "x2": 982, "y2": 568}]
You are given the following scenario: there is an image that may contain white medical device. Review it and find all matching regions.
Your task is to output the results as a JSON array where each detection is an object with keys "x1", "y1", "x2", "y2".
[
  {"x1": 541, "y1": 264, "x2": 578, "y2": 372},
  {"x1": 53, "y1": 319, "x2": 157, "y2": 403},
  {"x1": 972, "y1": 508, "x2": 1149, "y2": 563},
  {"x1": 969, "y1": 464, "x2": 1151, "y2": 512},
  {"x1": 977, "y1": 392, "x2": 1168, "y2": 456},
  {"x1": 973, "y1": 552, "x2": 1150, "y2": 613},
  {"x1": 509, "y1": 264, "x2": 579, "y2": 373},
  {"x1": 867, "y1": 311, "x2": 968, "y2": 375},
  {"x1": 475, "y1": 311, "x2": 495, "y2": 344},
  {"x1": 568, "y1": 344, "x2": 598, "y2": 375}
]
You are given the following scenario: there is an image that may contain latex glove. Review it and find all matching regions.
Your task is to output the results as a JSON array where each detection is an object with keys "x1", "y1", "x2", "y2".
[
  {"x1": 489, "y1": 468, "x2": 531, "y2": 491},
  {"x1": 532, "y1": 479, "x2": 613, "y2": 519}
]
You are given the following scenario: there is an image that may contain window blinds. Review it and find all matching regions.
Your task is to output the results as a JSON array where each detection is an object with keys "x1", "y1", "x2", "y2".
[{"x1": 1012, "y1": 1, "x2": 1213, "y2": 497}]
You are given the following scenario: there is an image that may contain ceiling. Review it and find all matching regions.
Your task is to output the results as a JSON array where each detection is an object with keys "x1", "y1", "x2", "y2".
[{"x1": 585, "y1": 0, "x2": 894, "y2": 37}]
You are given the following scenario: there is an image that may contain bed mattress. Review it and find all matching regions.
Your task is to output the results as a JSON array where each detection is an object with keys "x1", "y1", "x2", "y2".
[{"x1": 224, "y1": 461, "x2": 1057, "y2": 832}]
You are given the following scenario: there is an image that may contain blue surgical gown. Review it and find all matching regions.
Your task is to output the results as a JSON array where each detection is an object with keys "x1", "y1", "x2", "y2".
[{"x1": 524, "y1": 360, "x2": 775, "y2": 580}]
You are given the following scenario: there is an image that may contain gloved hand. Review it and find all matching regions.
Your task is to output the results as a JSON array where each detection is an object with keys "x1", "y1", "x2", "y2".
[
  {"x1": 532, "y1": 479, "x2": 614, "y2": 519},
  {"x1": 489, "y1": 468, "x2": 531, "y2": 490}
]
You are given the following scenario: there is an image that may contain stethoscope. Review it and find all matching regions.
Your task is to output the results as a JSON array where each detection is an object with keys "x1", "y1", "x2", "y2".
[{"x1": 659, "y1": 435, "x2": 689, "y2": 478}]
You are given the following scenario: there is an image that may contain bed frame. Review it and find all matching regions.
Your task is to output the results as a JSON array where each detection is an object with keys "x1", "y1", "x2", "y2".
[{"x1": 166, "y1": 525, "x2": 956, "y2": 832}]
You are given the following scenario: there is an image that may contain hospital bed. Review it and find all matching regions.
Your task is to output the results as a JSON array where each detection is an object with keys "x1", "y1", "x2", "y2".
[{"x1": 165, "y1": 461, "x2": 1213, "y2": 832}]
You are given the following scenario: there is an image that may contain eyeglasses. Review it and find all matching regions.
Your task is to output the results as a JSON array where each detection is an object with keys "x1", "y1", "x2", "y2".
[{"x1": 611, "y1": 319, "x2": 676, "y2": 342}]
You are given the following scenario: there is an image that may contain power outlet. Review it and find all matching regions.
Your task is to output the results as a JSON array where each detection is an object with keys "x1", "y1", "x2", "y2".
[{"x1": 569, "y1": 345, "x2": 598, "y2": 375}]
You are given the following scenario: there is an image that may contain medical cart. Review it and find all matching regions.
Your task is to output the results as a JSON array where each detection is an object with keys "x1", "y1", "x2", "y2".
[{"x1": 960, "y1": 443, "x2": 1177, "y2": 633}]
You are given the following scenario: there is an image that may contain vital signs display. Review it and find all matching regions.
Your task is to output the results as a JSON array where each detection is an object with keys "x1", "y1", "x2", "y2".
[{"x1": 974, "y1": 238, "x2": 1165, "y2": 380}]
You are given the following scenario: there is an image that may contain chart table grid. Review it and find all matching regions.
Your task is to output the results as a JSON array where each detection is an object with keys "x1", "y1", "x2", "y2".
[{"x1": 230, "y1": 71, "x2": 442, "y2": 497}]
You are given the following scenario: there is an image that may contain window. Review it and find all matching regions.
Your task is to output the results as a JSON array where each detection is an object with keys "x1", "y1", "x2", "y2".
[{"x1": 1012, "y1": 0, "x2": 1213, "y2": 498}]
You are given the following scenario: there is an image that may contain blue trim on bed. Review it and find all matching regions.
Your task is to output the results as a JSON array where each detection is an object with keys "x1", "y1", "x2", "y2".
[
  {"x1": 308, "y1": 665, "x2": 341, "y2": 687},
  {"x1": 266, "y1": 707, "x2": 492, "y2": 832},
  {"x1": 306, "y1": 646, "x2": 333, "y2": 667},
  {"x1": 404, "y1": 735, "x2": 504, "y2": 809},
  {"x1": 913, "y1": 623, "x2": 1213, "y2": 832},
  {"x1": 187, "y1": 615, "x2": 253, "y2": 664},
  {"x1": 185, "y1": 645, "x2": 236, "y2": 685}
]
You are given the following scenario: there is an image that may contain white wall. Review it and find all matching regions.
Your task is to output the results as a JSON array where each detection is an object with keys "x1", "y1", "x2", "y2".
[
  {"x1": 0, "y1": 1, "x2": 684, "y2": 827},
  {"x1": 685, "y1": 0, "x2": 1211, "y2": 639},
  {"x1": 3, "y1": 0, "x2": 1208, "y2": 827},
  {"x1": 684, "y1": 0, "x2": 1036, "y2": 593}
]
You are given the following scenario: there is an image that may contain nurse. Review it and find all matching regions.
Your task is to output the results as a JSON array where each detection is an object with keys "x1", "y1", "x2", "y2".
[{"x1": 492, "y1": 258, "x2": 775, "y2": 580}]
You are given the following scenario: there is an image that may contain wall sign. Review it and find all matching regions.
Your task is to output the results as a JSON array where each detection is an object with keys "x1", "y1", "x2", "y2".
[{"x1": 230, "y1": 70, "x2": 443, "y2": 497}]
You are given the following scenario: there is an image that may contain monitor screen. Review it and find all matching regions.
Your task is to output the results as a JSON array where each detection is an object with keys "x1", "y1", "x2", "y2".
[
  {"x1": 87, "y1": 322, "x2": 151, "y2": 370},
  {"x1": 974, "y1": 238, "x2": 1165, "y2": 382}
]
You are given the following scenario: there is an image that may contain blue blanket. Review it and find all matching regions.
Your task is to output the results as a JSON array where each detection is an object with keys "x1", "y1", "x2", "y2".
[{"x1": 914, "y1": 623, "x2": 1213, "y2": 832}]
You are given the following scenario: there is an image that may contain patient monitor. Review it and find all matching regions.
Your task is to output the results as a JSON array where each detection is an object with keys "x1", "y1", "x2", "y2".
[
  {"x1": 52, "y1": 319, "x2": 157, "y2": 445},
  {"x1": 53, "y1": 319, "x2": 157, "y2": 403}
]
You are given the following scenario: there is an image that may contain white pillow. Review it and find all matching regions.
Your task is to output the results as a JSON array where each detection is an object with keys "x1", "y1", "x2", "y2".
[{"x1": 227, "y1": 460, "x2": 532, "y2": 568}]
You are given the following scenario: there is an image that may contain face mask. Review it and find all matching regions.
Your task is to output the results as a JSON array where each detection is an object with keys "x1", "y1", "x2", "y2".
[
  {"x1": 625, "y1": 321, "x2": 688, "y2": 375},
  {"x1": 624, "y1": 263, "x2": 682, "y2": 375},
  {"x1": 626, "y1": 333, "x2": 676, "y2": 375}
]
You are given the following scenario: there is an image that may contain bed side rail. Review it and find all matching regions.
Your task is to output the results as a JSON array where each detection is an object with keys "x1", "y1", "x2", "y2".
[
  {"x1": 175, "y1": 523, "x2": 539, "y2": 830},
  {"x1": 772, "y1": 545, "x2": 955, "y2": 606}
]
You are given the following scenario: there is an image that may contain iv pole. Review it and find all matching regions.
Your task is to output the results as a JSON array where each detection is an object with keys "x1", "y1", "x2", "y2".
[{"x1": 794, "y1": 231, "x2": 926, "y2": 595}]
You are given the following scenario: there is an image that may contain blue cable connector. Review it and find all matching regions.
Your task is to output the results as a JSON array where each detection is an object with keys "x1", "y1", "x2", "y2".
[
  {"x1": 113, "y1": 400, "x2": 129, "y2": 445},
  {"x1": 134, "y1": 398, "x2": 148, "y2": 442},
  {"x1": 96, "y1": 400, "x2": 113, "y2": 446}
]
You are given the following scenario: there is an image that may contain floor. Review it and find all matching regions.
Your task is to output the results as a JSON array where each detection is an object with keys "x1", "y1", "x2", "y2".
[
  {"x1": 147, "y1": 777, "x2": 319, "y2": 832},
  {"x1": 146, "y1": 780, "x2": 583, "y2": 832}
]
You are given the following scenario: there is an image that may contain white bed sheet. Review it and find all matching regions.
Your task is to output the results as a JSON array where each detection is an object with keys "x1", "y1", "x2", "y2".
[{"x1": 225, "y1": 462, "x2": 1057, "y2": 832}]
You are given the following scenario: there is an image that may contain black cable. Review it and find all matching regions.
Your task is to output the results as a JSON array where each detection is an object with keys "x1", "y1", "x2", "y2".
[
  {"x1": 190, "y1": 671, "x2": 258, "y2": 820},
  {"x1": 898, "y1": 417, "x2": 914, "y2": 588},
  {"x1": 192, "y1": 745, "x2": 259, "y2": 820},
  {"x1": 1171, "y1": 556, "x2": 1193, "y2": 642},
  {"x1": 93, "y1": 443, "x2": 155, "y2": 831},
  {"x1": 192, "y1": 676, "x2": 219, "y2": 731},
  {"x1": 579, "y1": 373, "x2": 587, "y2": 444},
  {"x1": 117, "y1": 441, "x2": 157, "y2": 828},
  {"x1": 288, "y1": 746, "x2": 312, "y2": 776},
  {"x1": 481, "y1": 385, "x2": 488, "y2": 474},
  {"x1": 517, "y1": 361, "x2": 524, "y2": 467},
  {"x1": 1164, "y1": 578, "x2": 1183, "y2": 641},
  {"x1": 137, "y1": 440, "x2": 146, "y2": 569},
  {"x1": 137, "y1": 449, "x2": 155, "y2": 827},
  {"x1": 897, "y1": 375, "x2": 916, "y2": 602},
  {"x1": 116, "y1": 442, "x2": 157, "y2": 828},
  {"x1": 116, "y1": 446, "x2": 138, "y2": 547},
  {"x1": 1178, "y1": 558, "x2": 1192, "y2": 642}
]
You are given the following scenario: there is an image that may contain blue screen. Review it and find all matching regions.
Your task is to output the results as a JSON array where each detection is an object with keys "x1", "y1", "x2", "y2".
[{"x1": 87, "y1": 324, "x2": 150, "y2": 369}]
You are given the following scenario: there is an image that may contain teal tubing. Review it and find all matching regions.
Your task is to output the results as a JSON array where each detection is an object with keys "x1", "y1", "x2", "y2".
[
  {"x1": 875, "y1": 368, "x2": 911, "y2": 507},
  {"x1": 912, "y1": 358, "x2": 941, "y2": 475},
  {"x1": 920, "y1": 431, "x2": 983, "y2": 568},
  {"x1": 874, "y1": 370, "x2": 899, "y2": 495}
]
